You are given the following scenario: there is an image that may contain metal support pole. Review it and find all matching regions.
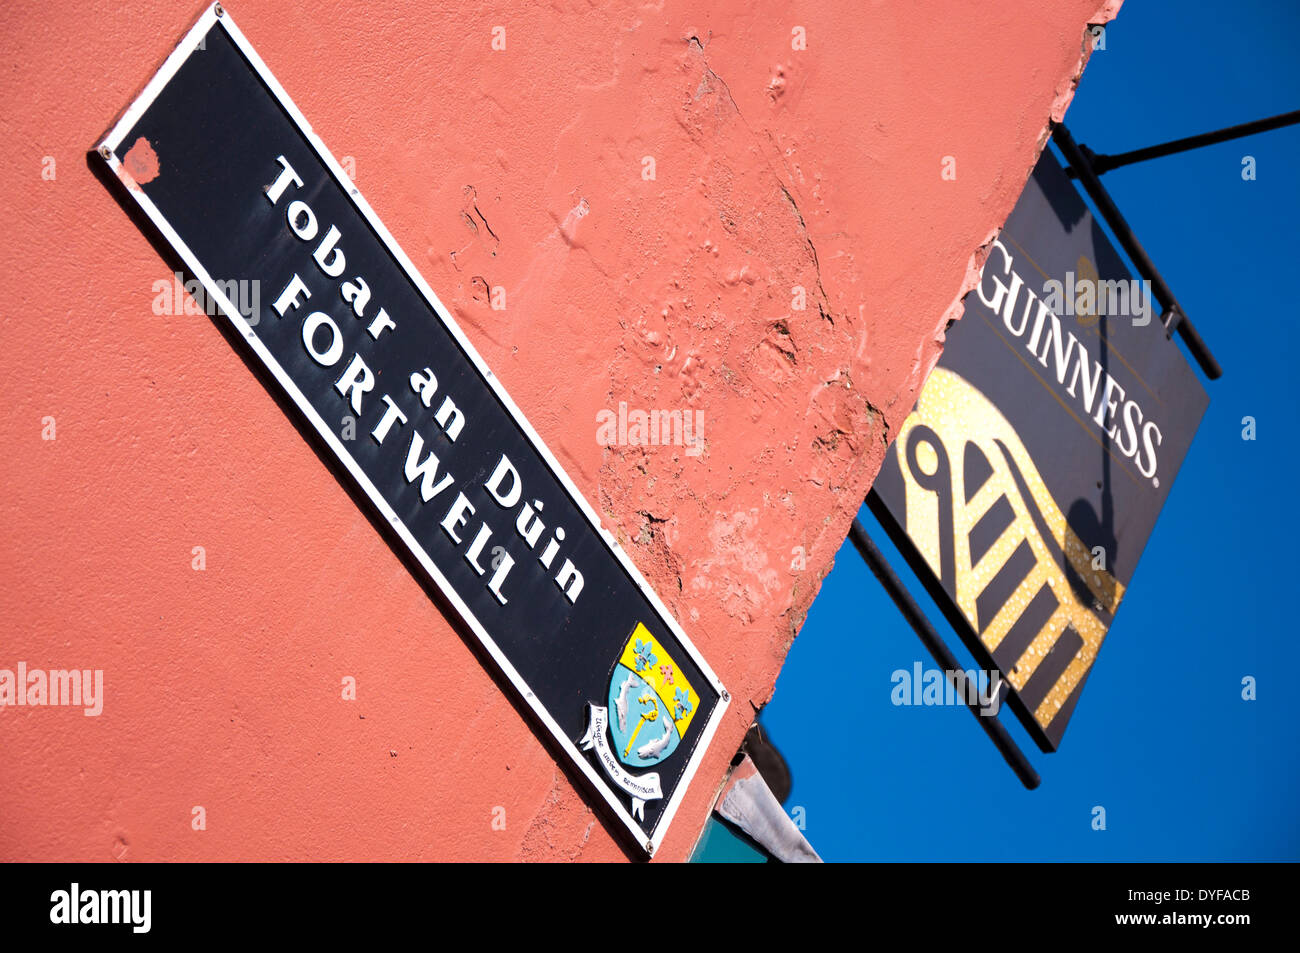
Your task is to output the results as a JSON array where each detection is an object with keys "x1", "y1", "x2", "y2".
[
  {"x1": 1053, "y1": 123, "x2": 1222, "y2": 380},
  {"x1": 1080, "y1": 109, "x2": 1300, "y2": 176},
  {"x1": 848, "y1": 518, "x2": 1040, "y2": 790}
]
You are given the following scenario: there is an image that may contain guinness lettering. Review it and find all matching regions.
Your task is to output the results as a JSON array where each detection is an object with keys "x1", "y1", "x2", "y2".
[{"x1": 977, "y1": 239, "x2": 1164, "y2": 484}]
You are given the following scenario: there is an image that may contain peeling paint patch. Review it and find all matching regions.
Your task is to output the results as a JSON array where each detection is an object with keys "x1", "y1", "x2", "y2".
[
  {"x1": 122, "y1": 136, "x2": 160, "y2": 185},
  {"x1": 559, "y1": 198, "x2": 590, "y2": 245}
]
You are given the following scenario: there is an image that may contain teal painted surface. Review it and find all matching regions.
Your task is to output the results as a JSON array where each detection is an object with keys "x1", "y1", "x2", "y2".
[{"x1": 689, "y1": 817, "x2": 769, "y2": 863}]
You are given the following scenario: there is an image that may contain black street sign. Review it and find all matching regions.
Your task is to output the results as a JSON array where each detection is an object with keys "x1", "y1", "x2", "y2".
[
  {"x1": 872, "y1": 147, "x2": 1209, "y2": 751},
  {"x1": 94, "y1": 4, "x2": 726, "y2": 855}
]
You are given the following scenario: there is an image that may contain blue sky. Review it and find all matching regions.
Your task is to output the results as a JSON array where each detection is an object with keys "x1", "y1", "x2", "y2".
[{"x1": 761, "y1": 0, "x2": 1300, "y2": 862}]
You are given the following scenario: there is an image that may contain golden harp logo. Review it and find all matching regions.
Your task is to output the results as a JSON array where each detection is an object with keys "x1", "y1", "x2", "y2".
[
  {"x1": 579, "y1": 623, "x2": 699, "y2": 820},
  {"x1": 895, "y1": 367, "x2": 1127, "y2": 743}
]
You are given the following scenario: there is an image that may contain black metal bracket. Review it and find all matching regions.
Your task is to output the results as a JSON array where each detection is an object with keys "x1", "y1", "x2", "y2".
[
  {"x1": 1052, "y1": 123, "x2": 1222, "y2": 380},
  {"x1": 848, "y1": 517, "x2": 1041, "y2": 790},
  {"x1": 1073, "y1": 109, "x2": 1300, "y2": 177}
]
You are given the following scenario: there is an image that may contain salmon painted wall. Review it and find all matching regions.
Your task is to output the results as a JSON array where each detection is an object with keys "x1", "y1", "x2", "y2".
[{"x1": 0, "y1": 0, "x2": 1118, "y2": 861}]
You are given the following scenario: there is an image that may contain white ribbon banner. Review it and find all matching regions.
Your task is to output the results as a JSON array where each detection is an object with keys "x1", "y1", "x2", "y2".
[{"x1": 578, "y1": 703, "x2": 663, "y2": 820}]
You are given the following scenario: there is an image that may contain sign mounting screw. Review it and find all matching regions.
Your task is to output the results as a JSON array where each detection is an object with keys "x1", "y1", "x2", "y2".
[
  {"x1": 214, "y1": 3, "x2": 224, "y2": 16},
  {"x1": 98, "y1": 145, "x2": 110, "y2": 160}
]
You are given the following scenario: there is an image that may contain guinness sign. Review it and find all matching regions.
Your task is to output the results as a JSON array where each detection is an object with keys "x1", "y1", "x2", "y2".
[{"x1": 872, "y1": 148, "x2": 1209, "y2": 751}]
